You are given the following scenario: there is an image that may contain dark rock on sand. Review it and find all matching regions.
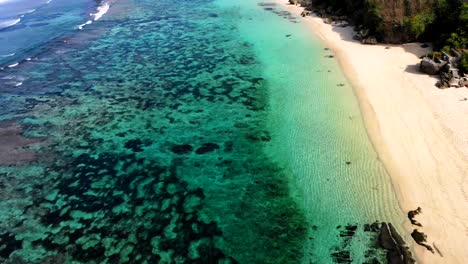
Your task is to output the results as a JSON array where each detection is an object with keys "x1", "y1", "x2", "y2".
[
  {"x1": 411, "y1": 229, "x2": 435, "y2": 254},
  {"x1": 420, "y1": 57, "x2": 445, "y2": 75},
  {"x1": 407, "y1": 207, "x2": 422, "y2": 227},
  {"x1": 362, "y1": 37, "x2": 378, "y2": 45}
]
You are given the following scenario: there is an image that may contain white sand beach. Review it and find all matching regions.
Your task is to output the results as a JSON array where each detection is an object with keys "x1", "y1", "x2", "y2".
[{"x1": 277, "y1": 0, "x2": 468, "y2": 263}]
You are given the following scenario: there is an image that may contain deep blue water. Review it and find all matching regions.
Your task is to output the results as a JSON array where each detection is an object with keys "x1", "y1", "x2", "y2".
[{"x1": 0, "y1": 0, "x2": 98, "y2": 65}]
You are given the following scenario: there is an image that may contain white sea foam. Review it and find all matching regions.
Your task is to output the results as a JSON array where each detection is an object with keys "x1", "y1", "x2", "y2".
[
  {"x1": 20, "y1": 9, "x2": 37, "y2": 17},
  {"x1": 46, "y1": 0, "x2": 52, "y2": 4},
  {"x1": 15, "y1": 81, "x2": 23, "y2": 87},
  {"x1": 92, "y1": 2, "x2": 110, "y2": 21},
  {"x1": 7, "y1": 62, "x2": 19, "y2": 68},
  {"x1": 0, "y1": 53, "x2": 15, "y2": 58},
  {"x1": 78, "y1": 20, "x2": 93, "y2": 30},
  {"x1": 77, "y1": 2, "x2": 110, "y2": 30},
  {"x1": 0, "y1": 18, "x2": 21, "y2": 30}
]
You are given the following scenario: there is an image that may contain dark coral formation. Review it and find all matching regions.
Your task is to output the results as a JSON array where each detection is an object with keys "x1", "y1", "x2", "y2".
[
  {"x1": 0, "y1": 0, "x2": 308, "y2": 263},
  {"x1": 328, "y1": 222, "x2": 415, "y2": 264},
  {"x1": 259, "y1": 2, "x2": 300, "y2": 23},
  {"x1": 330, "y1": 224, "x2": 358, "y2": 263}
]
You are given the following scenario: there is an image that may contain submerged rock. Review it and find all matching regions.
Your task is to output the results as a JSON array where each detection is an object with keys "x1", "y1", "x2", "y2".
[
  {"x1": 195, "y1": 143, "x2": 220, "y2": 154},
  {"x1": 171, "y1": 144, "x2": 193, "y2": 154}
]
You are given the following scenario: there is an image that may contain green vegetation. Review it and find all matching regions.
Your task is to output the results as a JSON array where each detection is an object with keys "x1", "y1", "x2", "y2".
[
  {"x1": 427, "y1": 51, "x2": 442, "y2": 60},
  {"x1": 438, "y1": 2, "x2": 468, "y2": 51},
  {"x1": 404, "y1": 10, "x2": 436, "y2": 38},
  {"x1": 460, "y1": 52, "x2": 468, "y2": 73},
  {"x1": 314, "y1": 0, "x2": 468, "y2": 50}
]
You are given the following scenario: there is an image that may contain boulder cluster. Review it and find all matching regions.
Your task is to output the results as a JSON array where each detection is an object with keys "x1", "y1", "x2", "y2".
[{"x1": 420, "y1": 49, "x2": 468, "y2": 88}]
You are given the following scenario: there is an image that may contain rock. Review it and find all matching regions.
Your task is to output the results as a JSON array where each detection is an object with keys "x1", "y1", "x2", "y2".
[
  {"x1": 332, "y1": 20, "x2": 349, "y2": 27},
  {"x1": 370, "y1": 221, "x2": 381, "y2": 232},
  {"x1": 323, "y1": 17, "x2": 332, "y2": 24},
  {"x1": 407, "y1": 207, "x2": 422, "y2": 227},
  {"x1": 411, "y1": 229, "x2": 435, "y2": 254},
  {"x1": 378, "y1": 223, "x2": 416, "y2": 264},
  {"x1": 361, "y1": 37, "x2": 378, "y2": 45},
  {"x1": 460, "y1": 77, "x2": 468, "y2": 87},
  {"x1": 355, "y1": 29, "x2": 370, "y2": 40},
  {"x1": 301, "y1": 10, "x2": 311, "y2": 17},
  {"x1": 420, "y1": 57, "x2": 444, "y2": 75}
]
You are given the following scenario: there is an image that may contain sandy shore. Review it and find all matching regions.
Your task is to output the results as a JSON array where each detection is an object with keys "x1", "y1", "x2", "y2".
[{"x1": 277, "y1": 0, "x2": 468, "y2": 263}]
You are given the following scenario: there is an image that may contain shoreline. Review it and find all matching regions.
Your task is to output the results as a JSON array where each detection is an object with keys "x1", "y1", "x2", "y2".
[{"x1": 276, "y1": 0, "x2": 468, "y2": 263}]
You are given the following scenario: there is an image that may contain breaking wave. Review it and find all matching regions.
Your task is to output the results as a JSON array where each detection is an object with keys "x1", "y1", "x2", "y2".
[{"x1": 0, "y1": 18, "x2": 21, "y2": 31}]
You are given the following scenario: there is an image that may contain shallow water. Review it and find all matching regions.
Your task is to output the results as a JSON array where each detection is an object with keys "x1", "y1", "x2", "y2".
[{"x1": 0, "y1": 0, "x2": 406, "y2": 263}]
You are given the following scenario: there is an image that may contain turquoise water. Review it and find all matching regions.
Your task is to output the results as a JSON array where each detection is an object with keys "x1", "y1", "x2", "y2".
[{"x1": 0, "y1": 0, "x2": 407, "y2": 263}]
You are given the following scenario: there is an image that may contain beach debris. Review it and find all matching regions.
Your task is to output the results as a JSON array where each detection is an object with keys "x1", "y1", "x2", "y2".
[
  {"x1": 407, "y1": 207, "x2": 423, "y2": 227},
  {"x1": 411, "y1": 229, "x2": 435, "y2": 254}
]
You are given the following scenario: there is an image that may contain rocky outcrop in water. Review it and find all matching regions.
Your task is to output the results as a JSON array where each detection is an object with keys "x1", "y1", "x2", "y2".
[
  {"x1": 378, "y1": 223, "x2": 416, "y2": 264},
  {"x1": 328, "y1": 222, "x2": 415, "y2": 264}
]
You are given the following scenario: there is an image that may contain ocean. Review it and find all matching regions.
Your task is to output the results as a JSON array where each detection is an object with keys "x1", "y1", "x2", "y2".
[{"x1": 0, "y1": 0, "x2": 407, "y2": 263}]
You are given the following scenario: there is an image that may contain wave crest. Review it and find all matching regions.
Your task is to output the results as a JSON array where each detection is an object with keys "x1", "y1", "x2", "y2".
[{"x1": 0, "y1": 18, "x2": 21, "y2": 31}]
